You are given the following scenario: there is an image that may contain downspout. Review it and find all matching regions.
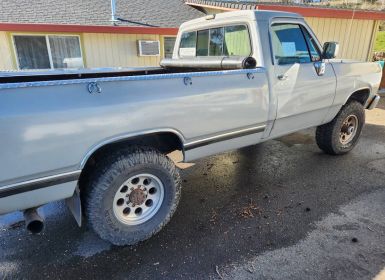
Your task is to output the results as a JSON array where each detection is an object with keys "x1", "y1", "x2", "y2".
[
  {"x1": 367, "y1": 20, "x2": 380, "y2": 62},
  {"x1": 110, "y1": 0, "x2": 119, "y2": 25}
]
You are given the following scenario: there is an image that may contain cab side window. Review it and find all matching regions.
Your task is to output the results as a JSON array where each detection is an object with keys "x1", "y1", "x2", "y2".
[
  {"x1": 179, "y1": 31, "x2": 197, "y2": 57},
  {"x1": 271, "y1": 23, "x2": 312, "y2": 65},
  {"x1": 196, "y1": 29, "x2": 209, "y2": 56},
  {"x1": 209, "y1": 28, "x2": 225, "y2": 56}
]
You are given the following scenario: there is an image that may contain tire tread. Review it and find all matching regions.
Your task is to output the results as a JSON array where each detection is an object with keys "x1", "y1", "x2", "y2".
[
  {"x1": 316, "y1": 100, "x2": 365, "y2": 155},
  {"x1": 84, "y1": 146, "x2": 181, "y2": 246}
]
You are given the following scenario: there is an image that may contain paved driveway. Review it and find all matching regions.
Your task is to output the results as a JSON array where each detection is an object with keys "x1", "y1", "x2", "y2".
[{"x1": 1, "y1": 100, "x2": 385, "y2": 280}]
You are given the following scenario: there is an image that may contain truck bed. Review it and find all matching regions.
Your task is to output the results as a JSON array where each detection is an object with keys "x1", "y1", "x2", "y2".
[{"x1": 0, "y1": 56, "x2": 256, "y2": 84}]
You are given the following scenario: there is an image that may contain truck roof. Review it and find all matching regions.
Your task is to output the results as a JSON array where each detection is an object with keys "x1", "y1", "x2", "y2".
[{"x1": 180, "y1": 10, "x2": 302, "y2": 29}]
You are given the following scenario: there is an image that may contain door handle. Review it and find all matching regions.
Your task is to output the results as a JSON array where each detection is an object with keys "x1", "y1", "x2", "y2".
[{"x1": 277, "y1": 74, "x2": 288, "y2": 81}]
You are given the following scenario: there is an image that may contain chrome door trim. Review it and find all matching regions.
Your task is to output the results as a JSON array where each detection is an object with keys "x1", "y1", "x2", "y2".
[{"x1": 184, "y1": 124, "x2": 266, "y2": 150}]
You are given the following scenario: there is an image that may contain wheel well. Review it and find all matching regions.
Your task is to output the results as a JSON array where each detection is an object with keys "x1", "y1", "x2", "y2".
[
  {"x1": 347, "y1": 89, "x2": 370, "y2": 106},
  {"x1": 78, "y1": 132, "x2": 184, "y2": 191}
]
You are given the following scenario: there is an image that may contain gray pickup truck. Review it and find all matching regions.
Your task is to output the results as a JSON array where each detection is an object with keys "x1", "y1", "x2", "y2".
[{"x1": 0, "y1": 10, "x2": 381, "y2": 245}]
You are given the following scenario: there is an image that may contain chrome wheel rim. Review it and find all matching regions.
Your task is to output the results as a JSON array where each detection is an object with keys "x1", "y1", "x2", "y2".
[
  {"x1": 113, "y1": 173, "x2": 164, "y2": 225},
  {"x1": 340, "y1": 115, "x2": 358, "y2": 145}
]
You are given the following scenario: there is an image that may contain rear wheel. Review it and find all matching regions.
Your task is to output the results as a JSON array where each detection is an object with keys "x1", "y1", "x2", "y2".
[
  {"x1": 84, "y1": 146, "x2": 181, "y2": 246},
  {"x1": 316, "y1": 101, "x2": 365, "y2": 155}
]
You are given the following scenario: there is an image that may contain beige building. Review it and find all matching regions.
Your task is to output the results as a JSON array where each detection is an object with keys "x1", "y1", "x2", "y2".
[
  {"x1": 0, "y1": 0, "x2": 204, "y2": 71},
  {"x1": 0, "y1": 0, "x2": 384, "y2": 71}
]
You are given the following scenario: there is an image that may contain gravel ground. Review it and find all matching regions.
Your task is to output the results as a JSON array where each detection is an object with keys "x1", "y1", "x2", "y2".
[{"x1": 0, "y1": 99, "x2": 384, "y2": 280}]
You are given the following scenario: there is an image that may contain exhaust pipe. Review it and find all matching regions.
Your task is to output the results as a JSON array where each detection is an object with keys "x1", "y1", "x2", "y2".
[
  {"x1": 160, "y1": 56, "x2": 257, "y2": 70},
  {"x1": 23, "y1": 208, "x2": 44, "y2": 234}
]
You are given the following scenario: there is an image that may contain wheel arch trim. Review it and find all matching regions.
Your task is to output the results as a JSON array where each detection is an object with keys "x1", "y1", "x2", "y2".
[
  {"x1": 79, "y1": 128, "x2": 187, "y2": 169},
  {"x1": 344, "y1": 87, "x2": 372, "y2": 107}
]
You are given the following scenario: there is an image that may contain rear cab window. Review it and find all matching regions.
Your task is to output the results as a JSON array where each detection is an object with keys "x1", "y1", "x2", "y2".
[
  {"x1": 179, "y1": 31, "x2": 197, "y2": 57},
  {"x1": 179, "y1": 25, "x2": 252, "y2": 57}
]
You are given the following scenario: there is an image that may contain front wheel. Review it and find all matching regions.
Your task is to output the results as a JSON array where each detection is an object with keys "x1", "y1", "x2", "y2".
[
  {"x1": 84, "y1": 146, "x2": 181, "y2": 246},
  {"x1": 316, "y1": 101, "x2": 365, "y2": 155}
]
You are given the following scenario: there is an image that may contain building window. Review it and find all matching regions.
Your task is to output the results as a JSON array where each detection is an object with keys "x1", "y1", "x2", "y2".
[
  {"x1": 163, "y1": 37, "x2": 176, "y2": 58},
  {"x1": 13, "y1": 35, "x2": 83, "y2": 70}
]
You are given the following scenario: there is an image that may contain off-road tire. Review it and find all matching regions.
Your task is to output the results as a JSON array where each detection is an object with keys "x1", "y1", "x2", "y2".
[
  {"x1": 84, "y1": 146, "x2": 181, "y2": 246},
  {"x1": 316, "y1": 101, "x2": 365, "y2": 155}
]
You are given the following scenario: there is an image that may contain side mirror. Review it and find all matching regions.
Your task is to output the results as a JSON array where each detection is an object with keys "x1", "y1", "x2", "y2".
[{"x1": 322, "y1": 42, "x2": 339, "y2": 59}]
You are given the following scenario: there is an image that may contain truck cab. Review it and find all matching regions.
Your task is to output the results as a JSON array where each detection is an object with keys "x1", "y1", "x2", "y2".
[{"x1": 173, "y1": 10, "x2": 379, "y2": 141}]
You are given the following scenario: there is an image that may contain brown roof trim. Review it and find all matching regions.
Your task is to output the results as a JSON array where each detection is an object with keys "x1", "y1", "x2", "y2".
[
  {"x1": 0, "y1": 23, "x2": 178, "y2": 35},
  {"x1": 186, "y1": 0, "x2": 385, "y2": 20}
]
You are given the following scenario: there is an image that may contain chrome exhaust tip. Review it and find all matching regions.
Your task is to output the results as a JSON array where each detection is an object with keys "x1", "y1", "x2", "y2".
[{"x1": 23, "y1": 208, "x2": 44, "y2": 234}]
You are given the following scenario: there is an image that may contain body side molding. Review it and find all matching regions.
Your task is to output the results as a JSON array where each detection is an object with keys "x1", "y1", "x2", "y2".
[
  {"x1": 184, "y1": 124, "x2": 266, "y2": 150},
  {"x1": 0, "y1": 170, "x2": 81, "y2": 198}
]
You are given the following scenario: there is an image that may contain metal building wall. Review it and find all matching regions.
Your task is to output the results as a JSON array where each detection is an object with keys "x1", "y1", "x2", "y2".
[
  {"x1": 82, "y1": 33, "x2": 164, "y2": 68},
  {"x1": 80, "y1": 18, "x2": 378, "y2": 65},
  {"x1": 0, "y1": 31, "x2": 14, "y2": 70},
  {"x1": 305, "y1": 17, "x2": 379, "y2": 61}
]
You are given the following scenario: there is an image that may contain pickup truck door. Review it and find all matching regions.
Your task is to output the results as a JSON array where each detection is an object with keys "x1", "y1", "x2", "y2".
[{"x1": 269, "y1": 20, "x2": 336, "y2": 138}]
